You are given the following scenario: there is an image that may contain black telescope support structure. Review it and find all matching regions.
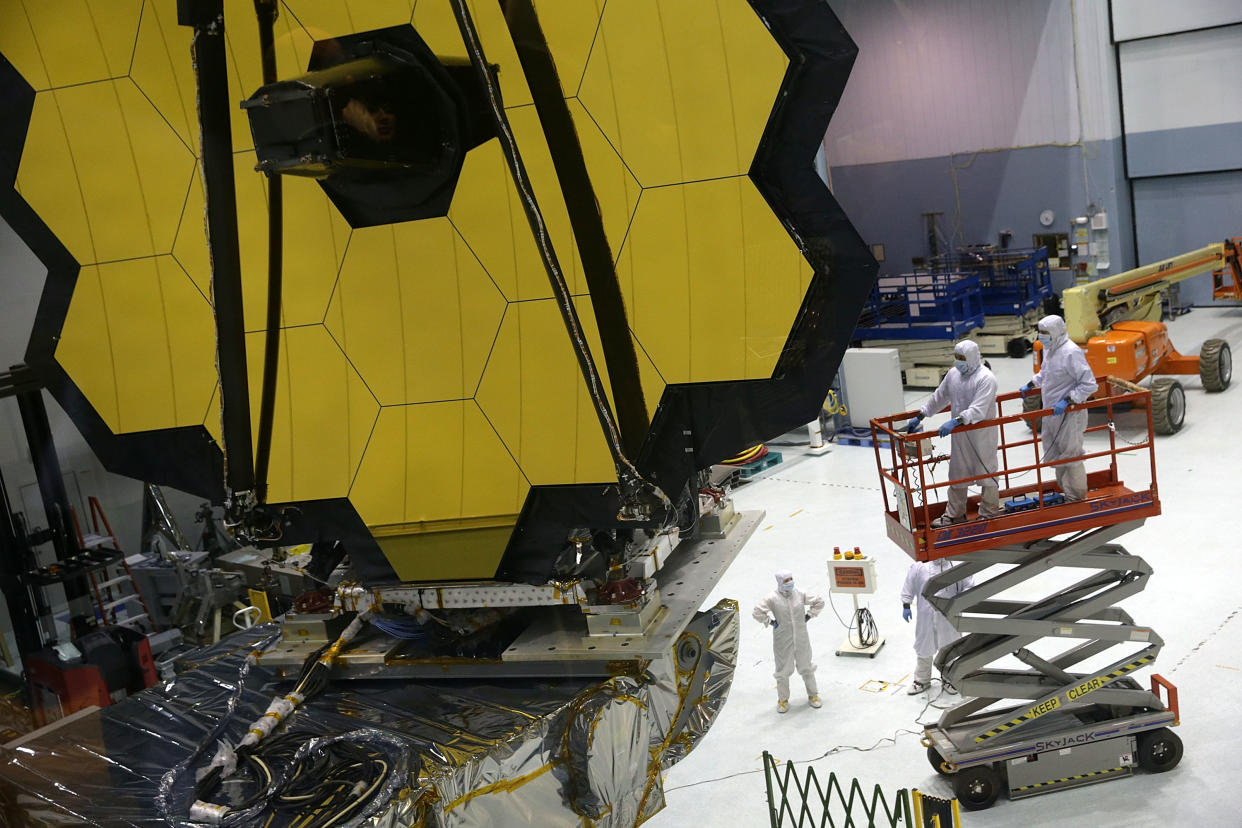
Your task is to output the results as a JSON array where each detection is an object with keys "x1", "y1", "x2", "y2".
[
  {"x1": 179, "y1": 0, "x2": 256, "y2": 497},
  {"x1": 1, "y1": 365, "x2": 88, "y2": 657},
  {"x1": 14, "y1": 377, "x2": 77, "y2": 569},
  {"x1": 252, "y1": 0, "x2": 282, "y2": 505},
  {"x1": 8, "y1": 365, "x2": 86, "y2": 599},
  {"x1": 0, "y1": 463, "x2": 43, "y2": 662}
]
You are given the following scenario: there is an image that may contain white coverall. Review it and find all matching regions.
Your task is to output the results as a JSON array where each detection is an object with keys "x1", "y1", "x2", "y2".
[
  {"x1": 753, "y1": 570, "x2": 825, "y2": 701},
  {"x1": 1030, "y1": 315, "x2": 1098, "y2": 501},
  {"x1": 901, "y1": 558, "x2": 973, "y2": 686},
  {"x1": 919, "y1": 340, "x2": 1002, "y2": 521}
]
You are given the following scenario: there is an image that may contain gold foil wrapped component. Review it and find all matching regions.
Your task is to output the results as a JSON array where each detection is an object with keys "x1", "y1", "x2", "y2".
[{"x1": 0, "y1": 603, "x2": 737, "y2": 826}]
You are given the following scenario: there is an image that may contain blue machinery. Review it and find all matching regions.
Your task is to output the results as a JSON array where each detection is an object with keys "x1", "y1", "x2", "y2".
[
  {"x1": 854, "y1": 246, "x2": 1052, "y2": 346},
  {"x1": 935, "y1": 246, "x2": 1052, "y2": 316}
]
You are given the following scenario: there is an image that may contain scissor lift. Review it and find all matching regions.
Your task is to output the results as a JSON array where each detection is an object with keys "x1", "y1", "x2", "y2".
[{"x1": 870, "y1": 379, "x2": 1182, "y2": 810}]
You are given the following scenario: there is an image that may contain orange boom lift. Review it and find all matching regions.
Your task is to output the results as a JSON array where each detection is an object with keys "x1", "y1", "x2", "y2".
[{"x1": 1038, "y1": 239, "x2": 1240, "y2": 433}]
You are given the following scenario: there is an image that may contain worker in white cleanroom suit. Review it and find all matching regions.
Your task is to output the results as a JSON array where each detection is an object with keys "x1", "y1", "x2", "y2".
[
  {"x1": 901, "y1": 557, "x2": 974, "y2": 694},
  {"x1": 753, "y1": 569, "x2": 825, "y2": 713},
  {"x1": 905, "y1": 340, "x2": 1003, "y2": 527},
  {"x1": 1020, "y1": 315, "x2": 1098, "y2": 501}
]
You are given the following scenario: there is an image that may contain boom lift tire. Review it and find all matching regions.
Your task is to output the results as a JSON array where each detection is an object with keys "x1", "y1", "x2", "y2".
[
  {"x1": 954, "y1": 764, "x2": 1002, "y2": 810},
  {"x1": 1150, "y1": 378, "x2": 1185, "y2": 435},
  {"x1": 1199, "y1": 339, "x2": 1231, "y2": 392},
  {"x1": 1137, "y1": 727, "x2": 1183, "y2": 773}
]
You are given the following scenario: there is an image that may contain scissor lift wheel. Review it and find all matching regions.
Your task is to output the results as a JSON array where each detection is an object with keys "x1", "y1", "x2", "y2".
[
  {"x1": 1137, "y1": 727, "x2": 1183, "y2": 772},
  {"x1": 927, "y1": 744, "x2": 952, "y2": 776},
  {"x1": 954, "y1": 764, "x2": 1002, "y2": 811}
]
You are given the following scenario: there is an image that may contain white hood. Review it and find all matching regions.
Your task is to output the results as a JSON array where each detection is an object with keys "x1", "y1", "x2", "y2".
[
  {"x1": 1038, "y1": 315, "x2": 1068, "y2": 351},
  {"x1": 954, "y1": 339, "x2": 983, "y2": 374}
]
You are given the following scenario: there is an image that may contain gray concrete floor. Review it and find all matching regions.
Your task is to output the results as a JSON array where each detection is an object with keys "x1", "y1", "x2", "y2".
[{"x1": 655, "y1": 306, "x2": 1242, "y2": 827}]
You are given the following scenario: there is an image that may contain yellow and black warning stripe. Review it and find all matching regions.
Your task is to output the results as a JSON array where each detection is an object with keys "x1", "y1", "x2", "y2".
[
  {"x1": 975, "y1": 654, "x2": 1156, "y2": 743},
  {"x1": 1015, "y1": 766, "x2": 1125, "y2": 791},
  {"x1": 1104, "y1": 654, "x2": 1154, "y2": 679},
  {"x1": 978, "y1": 710, "x2": 1048, "y2": 749}
]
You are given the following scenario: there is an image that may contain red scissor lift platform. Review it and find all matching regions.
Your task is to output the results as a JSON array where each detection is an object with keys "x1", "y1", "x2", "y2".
[
  {"x1": 868, "y1": 378, "x2": 1181, "y2": 810},
  {"x1": 870, "y1": 377, "x2": 1162, "y2": 562}
]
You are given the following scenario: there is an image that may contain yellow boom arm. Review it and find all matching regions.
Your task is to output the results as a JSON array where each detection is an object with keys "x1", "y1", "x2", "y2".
[{"x1": 1062, "y1": 243, "x2": 1228, "y2": 343}]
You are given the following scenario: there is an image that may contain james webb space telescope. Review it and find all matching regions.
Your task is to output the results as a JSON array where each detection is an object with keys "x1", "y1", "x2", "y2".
[
  {"x1": 1, "y1": 0, "x2": 875, "y2": 822},
  {"x1": 233, "y1": 25, "x2": 748, "y2": 681}
]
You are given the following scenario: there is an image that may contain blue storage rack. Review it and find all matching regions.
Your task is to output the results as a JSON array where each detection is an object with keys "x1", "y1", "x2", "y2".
[
  {"x1": 933, "y1": 246, "x2": 1052, "y2": 315},
  {"x1": 854, "y1": 270, "x2": 984, "y2": 341}
]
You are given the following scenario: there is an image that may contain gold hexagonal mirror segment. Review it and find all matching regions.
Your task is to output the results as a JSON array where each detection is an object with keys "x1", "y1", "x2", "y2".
[
  {"x1": 578, "y1": 0, "x2": 788, "y2": 187},
  {"x1": 324, "y1": 218, "x2": 506, "y2": 406},
  {"x1": 55, "y1": 255, "x2": 216, "y2": 434},
  {"x1": 349, "y1": 400, "x2": 529, "y2": 582},
  {"x1": 204, "y1": 326, "x2": 378, "y2": 504},
  {"x1": 617, "y1": 176, "x2": 812, "y2": 384},
  {"x1": 17, "y1": 79, "x2": 195, "y2": 266}
]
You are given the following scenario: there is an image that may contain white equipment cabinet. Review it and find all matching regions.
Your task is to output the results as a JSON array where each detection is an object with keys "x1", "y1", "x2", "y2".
[{"x1": 840, "y1": 348, "x2": 904, "y2": 429}]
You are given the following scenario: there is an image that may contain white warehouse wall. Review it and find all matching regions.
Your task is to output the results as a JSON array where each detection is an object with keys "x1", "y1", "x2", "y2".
[
  {"x1": 826, "y1": 0, "x2": 1119, "y2": 168},
  {"x1": 823, "y1": 0, "x2": 1132, "y2": 278},
  {"x1": 1121, "y1": 25, "x2": 1242, "y2": 136},
  {"x1": 1111, "y1": 0, "x2": 1242, "y2": 41},
  {"x1": 1113, "y1": 2, "x2": 1242, "y2": 304}
]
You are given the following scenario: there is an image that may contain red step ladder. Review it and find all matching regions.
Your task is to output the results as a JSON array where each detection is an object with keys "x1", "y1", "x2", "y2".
[{"x1": 75, "y1": 497, "x2": 160, "y2": 633}]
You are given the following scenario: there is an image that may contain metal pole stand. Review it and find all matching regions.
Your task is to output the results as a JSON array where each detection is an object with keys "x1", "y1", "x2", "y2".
[
  {"x1": 827, "y1": 554, "x2": 884, "y2": 657},
  {"x1": 806, "y1": 420, "x2": 831, "y2": 457},
  {"x1": 921, "y1": 519, "x2": 1182, "y2": 810}
]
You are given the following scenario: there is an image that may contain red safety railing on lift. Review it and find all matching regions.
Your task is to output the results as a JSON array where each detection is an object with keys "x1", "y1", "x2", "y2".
[{"x1": 870, "y1": 377, "x2": 1161, "y2": 561}]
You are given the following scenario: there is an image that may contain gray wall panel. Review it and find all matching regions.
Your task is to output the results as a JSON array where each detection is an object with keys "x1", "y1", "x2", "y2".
[
  {"x1": 1127, "y1": 121, "x2": 1242, "y2": 178},
  {"x1": 1133, "y1": 171, "x2": 1242, "y2": 305},
  {"x1": 832, "y1": 139, "x2": 1132, "y2": 283},
  {"x1": 1097, "y1": 137, "x2": 1136, "y2": 279},
  {"x1": 0, "y1": 216, "x2": 43, "y2": 368},
  {"x1": 831, "y1": 155, "x2": 960, "y2": 275}
]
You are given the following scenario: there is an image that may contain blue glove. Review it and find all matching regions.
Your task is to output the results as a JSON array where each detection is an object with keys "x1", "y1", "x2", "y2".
[
  {"x1": 905, "y1": 415, "x2": 923, "y2": 433},
  {"x1": 771, "y1": 619, "x2": 778, "y2": 629},
  {"x1": 805, "y1": 613, "x2": 811, "y2": 622},
  {"x1": 1053, "y1": 398, "x2": 1070, "y2": 416},
  {"x1": 938, "y1": 418, "x2": 958, "y2": 437},
  {"x1": 1019, "y1": 382, "x2": 1034, "y2": 398},
  {"x1": 902, "y1": 606, "x2": 912, "y2": 623}
]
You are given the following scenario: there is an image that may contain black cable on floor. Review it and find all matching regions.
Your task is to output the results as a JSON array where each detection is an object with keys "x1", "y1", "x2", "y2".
[
  {"x1": 663, "y1": 728, "x2": 925, "y2": 793},
  {"x1": 850, "y1": 606, "x2": 878, "y2": 649},
  {"x1": 827, "y1": 593, "x2": 880, "y2": 650}
]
